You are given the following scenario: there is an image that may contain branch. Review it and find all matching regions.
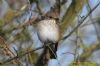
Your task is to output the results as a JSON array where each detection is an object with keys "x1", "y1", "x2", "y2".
[
  {"x1": 60, "y1": 0, "x2": 86, "y2": 36},
  {"x1": 35, "y1": 0, "x2": 44, "y2": 16},
  {"x1": 0, "y1": 46, "x2": 44, "y2": 65},
  {"x1": 78, "y1": 43, "x2": 100, "y2": 62},
  {"x1": 62, "y1": 1, "x2": 100, "y2": 40}
]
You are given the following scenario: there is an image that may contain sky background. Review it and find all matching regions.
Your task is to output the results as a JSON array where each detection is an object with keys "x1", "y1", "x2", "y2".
[{"x1": 48, "y1": 0, "x2": 100, "y2": 66}]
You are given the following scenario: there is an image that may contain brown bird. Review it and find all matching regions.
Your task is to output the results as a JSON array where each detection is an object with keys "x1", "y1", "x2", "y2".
[{"x1": 36, "y1": 18, "x2": 60, "y2": 66}]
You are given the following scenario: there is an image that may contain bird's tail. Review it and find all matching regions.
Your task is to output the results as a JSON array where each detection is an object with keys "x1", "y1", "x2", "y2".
[
  {"x1": 35, "y1": 43, "x2": 58, "y2": 66},
  {"x1": 48, "y1": 42, "x2": 58, "y2": 59},
  {"x1": 35, "y1": 46, "x2": 48, "y2": 66}
]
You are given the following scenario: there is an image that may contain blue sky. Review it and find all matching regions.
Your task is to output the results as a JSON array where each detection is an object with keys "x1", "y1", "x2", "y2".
[{"x1": 54, "y1": 0, "x2": 100, "y2": 66}]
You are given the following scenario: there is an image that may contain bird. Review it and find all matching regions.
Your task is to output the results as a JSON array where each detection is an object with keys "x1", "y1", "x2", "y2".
[{"x1": 35, "y1": 18, "x2": 60, "y2": 66}]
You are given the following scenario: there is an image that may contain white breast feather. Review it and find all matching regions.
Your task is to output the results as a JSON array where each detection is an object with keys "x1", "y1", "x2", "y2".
[{"x1": 37, "y1": 19, "x2": 59, "y2": 43}]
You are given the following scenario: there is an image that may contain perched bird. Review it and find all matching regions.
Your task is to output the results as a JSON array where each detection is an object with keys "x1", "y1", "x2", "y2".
[
  {"x1": 36, "y1": 18, "x2": 60, "y2": 66},
  {"x1": 37, "y1": 19, "x2": 60, "y2": 44}
]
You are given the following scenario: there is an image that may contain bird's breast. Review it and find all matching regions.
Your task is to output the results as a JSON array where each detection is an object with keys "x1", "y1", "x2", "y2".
[{"x1": 37, "y1": 19, "x2": 60, "y2": 43}]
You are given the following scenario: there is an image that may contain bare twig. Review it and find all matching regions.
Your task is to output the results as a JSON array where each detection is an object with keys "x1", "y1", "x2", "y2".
[
  {"x1": 78, "y1": 43, "x2": 100, "y2": 62},
  {"x1": 35, "y1": 0, "x2": 44, "y2": 16},
  {"x1": 86, "y1": 1, "x2": 100, "y2": 41},
  {"x1": 0, "y1": 36, "x2": 15, "y2": 57},
  {"x1": 63, "y1": 2, "x2": 100, "y2": 40},
  {"x1": 0, "y1": 46, "x2": 44, "y2": 65},
  {"x1": 61, "y1": 0, "x2": 67, "y2": 5}
]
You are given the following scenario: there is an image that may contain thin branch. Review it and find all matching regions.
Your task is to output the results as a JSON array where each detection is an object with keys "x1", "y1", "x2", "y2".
[
  {"x1": 80, "y1": 18, "x2": 99, "y2": 27},
  {"x1": 62, "y1": 2, "x2": 100, "y2": 40},
  {"x1": 86, "y1": 1, "x2": 100, "y2": 42},
  {"x1": 60, "y1": 0, "x2": 85, "y2": 36},
  {"x1": 0, "y1": 46, "x2": 44, "y2": 65},
  {"x1": 74, "y1": 26, "x2": 79, "y2": 62},
  {"x1": 35, "y1": 0, "x2": 44, "y2": 16},
  {"x1": 78, "y1": 43, "x2": 100, "y2": 62},
  {"x1": 62, "y1": 52, "x2": 75, "y2": 56},
  {"x1": 61, "y1": 0, "x2": 67, "y2": 5}
]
